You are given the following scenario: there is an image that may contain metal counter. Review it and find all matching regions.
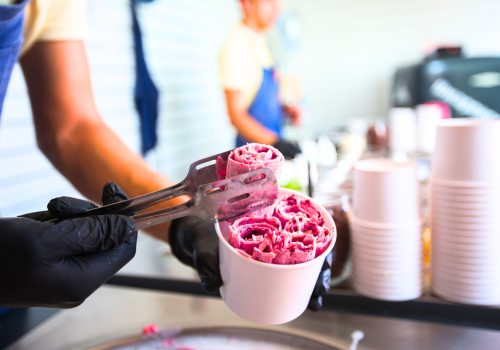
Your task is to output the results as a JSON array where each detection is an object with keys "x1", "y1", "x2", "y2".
[
  {"x1": 3, "y1": 234, "x2": 500, "y2": 350},
  {"x1": 5, "y1": 286, "x2": 500, "y2": 350}
]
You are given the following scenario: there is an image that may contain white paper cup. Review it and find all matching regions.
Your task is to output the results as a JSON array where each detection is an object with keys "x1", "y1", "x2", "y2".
[
  {"x1": 431, "y1": 211, "x2": 500, "y2": 225},
  {"x1": 431, "y1": 249, "x2": 500, "y2": 267},
  {"x1": 432, "y1": 269, "x2": 500, "y2": 287},
  {"x1": 430, "y1": 197, "x2": 500, "y2": 210},
  {"x1": 430, "y1": 183, "x2": 500, "y2": 196},
  {"x1": 431, "y1": 220, "x2": 499, "y2": 231},
  {"x1": 431, "y1": 275, "x2": 500, "y2": 293},
  {"x1": 388, "y1": 107, "x2": 418, "y2": 153},
  {"x1": 431, "y1": 203, "x2": 499, "y2": 218},
  {"x1": 431, "y1": 119, "x2": 500, "y2": 184},
  {"x1": 432, "y1": 284, "x2": 500, "y2": 306},
  {"x1": 433, "y1": 235, "x2": 500, "y2": 251},
  {"x1": 432, "y1": 240, "x2": 498, "y2": 258},
  {"x1": 352, "y1": 241, "x2": 422, "y2": 256},
  {"x1": 431, "y1": 192, "x2": 500, "y2": 205},
  {"x1": 352, "y1": 280, "x2": 422, "y2": 301},
  {"x1": 352, "y1": 260, "x2": 423, "y2": 276},
  {"x1": 353, "y1": 159, "x2": 421, "y2": 226},
  {"x1": 351, "y1": 234, "x2": 423, "y2": 251},
  {"x1": 351, "y1": 231, "x2": 423, "y2": 246},
  {"x1": 352, "y1": 248, "x2": 422, "y2": 265},
  {"x1": 431, "y1": 223, "x2": 499, "y2": 239},
  {"x1": 431, "y1": 252, "x2": 500, "y2": 272},
  {"x1": 215, "y1": 188, "x2": 336, "y2": 325},
  {"x1": 350, "y1": 216, "x2": 423, "y2": 230},
  {"x1": 353, "y1": 266, "x2": 422, "y2": 282},
  {"x1": 416, "y1": 104, "x2": 441, "y2": 153},
  {"x1": 433, "y1": 263, "x2": 500, "y2": 279}
]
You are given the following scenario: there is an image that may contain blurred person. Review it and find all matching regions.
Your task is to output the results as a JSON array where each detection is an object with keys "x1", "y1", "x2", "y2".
[
  {"x1": 220, "y1": 0, "x2": 302, "y2": 159},
  {"x1": 0, "y1": 0, "x2": 329, "y2": 310}
]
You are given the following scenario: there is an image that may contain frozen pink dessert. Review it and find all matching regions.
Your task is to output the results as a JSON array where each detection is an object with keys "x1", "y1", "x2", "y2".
[
  {"x1": 216, "y1": 143, "x2": 284, "y2": 217},
  {"x1": 216, "y1": 143, "x2": 284, "y2": 181},
  {"x1": 228, "y1": 194, "x2": 334, "y2": 265}
]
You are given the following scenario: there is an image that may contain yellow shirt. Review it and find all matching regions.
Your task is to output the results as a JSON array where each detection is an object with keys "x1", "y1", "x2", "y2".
[
  {"x1": 0, "y1": 0, "x2": 89, "y2": 56},
  {"x1": 220, "y1": 22, "x2": 274, "y2": 108}
]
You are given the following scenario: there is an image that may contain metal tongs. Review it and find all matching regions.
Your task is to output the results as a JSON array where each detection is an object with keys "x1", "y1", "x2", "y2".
[{"x1": 56, "y1": 150, "x2": 279, "y2": 230}]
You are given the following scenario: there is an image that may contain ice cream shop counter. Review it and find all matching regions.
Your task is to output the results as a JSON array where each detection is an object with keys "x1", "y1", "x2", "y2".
[{"x1": 3, "y1": 234, "x2": 500, "y2": 350}]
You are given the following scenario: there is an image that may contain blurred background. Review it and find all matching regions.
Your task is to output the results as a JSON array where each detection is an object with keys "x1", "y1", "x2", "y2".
[{"x1": 1, "y1": 0, "x2": 498, "y2": 217}]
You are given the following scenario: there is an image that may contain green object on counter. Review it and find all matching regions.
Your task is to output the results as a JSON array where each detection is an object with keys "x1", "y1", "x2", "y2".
[{"x1": 281, "y1": 177, "x2": 303, "y2": 190}]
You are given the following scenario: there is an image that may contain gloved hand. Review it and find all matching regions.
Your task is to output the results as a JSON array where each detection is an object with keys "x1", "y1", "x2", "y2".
[
  {"x1": 0, "y1": 182, "x2": 137, "y2": 308},
  {"x1": 169, "y1": 216, "x2": 332, "y2": 311},
  {"x1": 307, "y1": 252, "x2": 332, "y2": 311},
  {"x1": 273, "y1": 139, "x2": 301, "y2": 160},
  {"x1": 169, "y1": 216, "x2": 222, "y2": 294}
]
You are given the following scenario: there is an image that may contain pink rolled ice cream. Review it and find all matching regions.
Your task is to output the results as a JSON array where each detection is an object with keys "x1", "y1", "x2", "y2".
[
  {"x1": 228, "y1": 194, "x2": 334, "y2": 265},
  {"x1": 216, "y1": 143, "x2": 284, "y2": 216},
  {"x1": 216, "y1": 143, "x2": 284, "y2": 181}
]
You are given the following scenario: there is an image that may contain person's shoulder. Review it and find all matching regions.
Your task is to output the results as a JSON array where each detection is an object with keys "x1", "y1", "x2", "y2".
[{"x1": 221, "y1": 23, "x2": 254, "y2": 54}]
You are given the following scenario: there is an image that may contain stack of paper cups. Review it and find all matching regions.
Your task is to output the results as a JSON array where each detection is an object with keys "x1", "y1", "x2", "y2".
[
  {"x1": 351, "y1": 159, "x2": 423, "y2": 301},
  {"x1": 430, "y1": 119, "x2": 500, "y2": 306}
]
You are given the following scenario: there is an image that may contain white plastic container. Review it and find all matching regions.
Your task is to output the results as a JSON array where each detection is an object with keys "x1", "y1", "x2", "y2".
[
  {"x1": 388, "y1": 107, "x2": 418, "y2": 153},
  {"x1": 431, "y1": 119, "x2": 500, "y2": 185},
  {"x1": 353, "y1": 159, "x2": 421, "y2": 226},
  {"x1": 215, "y1": 188, "x2": 336, "y2": 325},
  {"x1": 416, "y1": 104, "x2": 442, "y2": 153}
]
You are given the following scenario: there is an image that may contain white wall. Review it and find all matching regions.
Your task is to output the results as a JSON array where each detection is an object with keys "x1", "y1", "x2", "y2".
[
  {"x1": 0, "y1": 0, "x2": 239, "y2": 217},
  {"x1": 278, "y1": 0, "x2": 500, "y2": 135}
]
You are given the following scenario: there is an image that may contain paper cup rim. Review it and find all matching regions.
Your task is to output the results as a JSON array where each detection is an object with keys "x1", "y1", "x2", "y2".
[
  {"x1": 215, "y1": 188, "x2": 336, "y2": 270},
  {"x1": 354, "y1": 158, "x2": 417, "y2": 173}
]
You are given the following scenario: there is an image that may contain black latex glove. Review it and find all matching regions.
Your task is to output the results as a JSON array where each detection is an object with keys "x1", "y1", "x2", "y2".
[
  {"x1": 0, "y1": 182, "x2": 137, "y2": 308},
  {"x1": 170, "y1": 216, "x2": 332, "y2": 311},
  {"x1": 307, "y1": 252, "x2": 332, "y2": 311},
  {"x1": 273, "y1": 139, "x2": 301, "y2": 160},
  {"x1": 169, "y1": 216, "x2": 222, "y2": 294}
]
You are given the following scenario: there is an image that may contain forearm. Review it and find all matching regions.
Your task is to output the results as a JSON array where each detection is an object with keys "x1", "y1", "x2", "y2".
[
  {"x1": 224, "y1": 90, "x2": 278, "y2": 145},
  {"x1": 231, "y1": 110, "x2": 278, "y2": 145},
  {"x1": 20, "y1": 41, "x2": 181, "y2": 242},
  {"x1": 42, "y1": 118, "x2": 182, "y2": 242}
]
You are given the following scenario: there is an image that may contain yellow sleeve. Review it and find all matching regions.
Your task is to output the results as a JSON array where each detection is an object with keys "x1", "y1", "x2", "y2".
[
  {"x1": 36, "y1": 0, "x2": 89, "y2": 41},
  {"x1": 220, "y1": 39, "x2": 256, "y2": 93}
]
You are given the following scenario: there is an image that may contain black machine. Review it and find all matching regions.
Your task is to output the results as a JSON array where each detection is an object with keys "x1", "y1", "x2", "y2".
[{"x1": 391, "y1": 47, "x2": 500, "y2": 119}]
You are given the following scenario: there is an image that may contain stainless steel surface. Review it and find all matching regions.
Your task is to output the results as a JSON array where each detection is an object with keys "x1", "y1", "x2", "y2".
[
  {"x1": 48, "y1": 148, "x2": 279, "y2": 229},
  {"x1": 86, "y1": 327, "x2": 343, "y2": 350},
  {"x1": 6, "y1": 286, "x2": 500, "y2": 350},
  {"x1": 133, "y1": 167, "x2": 279, "y2": 229},
  {"x1": 51, "y1": 150, "x2": 232, "y2": 220}
]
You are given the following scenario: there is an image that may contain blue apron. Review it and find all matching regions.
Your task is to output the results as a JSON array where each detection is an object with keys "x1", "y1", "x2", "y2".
[
  {"x1": 236, "y1": 68, "x2": 283, "y2": 147},
  {"x1": 0, "y1": 0, "x2": 29, "y2": 318}
]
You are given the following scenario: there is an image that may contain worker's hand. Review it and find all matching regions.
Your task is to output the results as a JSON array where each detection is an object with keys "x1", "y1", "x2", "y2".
[
  {"x1": 273, "y1": 139, "x2": 302, "y2": 160},
  {"x1": 0, "y1": 183, "x2": 137, "y2": 308},
  {"x1": 307, "y1": 252, "x2": 332, "y2": 311},
  {"x1": 169, "y1": 216, "x2": 222, "y2": 294},
  {"x1": 283, "y1": 104, "x2": 303, "y2": 126}
]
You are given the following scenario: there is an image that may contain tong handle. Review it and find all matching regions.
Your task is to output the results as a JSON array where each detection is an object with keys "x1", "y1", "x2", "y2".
[
  {"x1": 49, "y1": 181, "x2": 190, "y2": 221},
  {"x1": 132, "y1": 198, "x2": 201, "y2": 231}
]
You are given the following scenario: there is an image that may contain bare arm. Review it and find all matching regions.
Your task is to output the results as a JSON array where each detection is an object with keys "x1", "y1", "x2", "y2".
[
  {"x1": 20, "y1": 41, "x2": 183, "y2": 242},
  {"x1": 224, "y1": 90, "x2": 278, "y2": 145}
]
